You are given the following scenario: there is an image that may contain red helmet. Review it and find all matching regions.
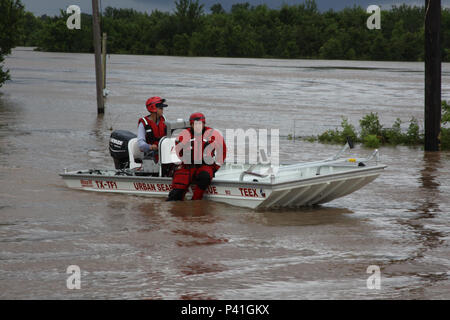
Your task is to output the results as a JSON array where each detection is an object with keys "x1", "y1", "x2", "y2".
[
  {"x1": 189, "y1": 112, "x2": 206, "y2": 124},
  {"x1": 146, "y1": 96, "x2": 167, "y2": 113}
]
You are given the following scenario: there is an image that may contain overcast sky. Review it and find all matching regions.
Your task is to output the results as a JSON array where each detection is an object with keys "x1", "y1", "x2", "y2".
[{"x1": 21, "y1": 0, "x2": 450, "y2": 16}]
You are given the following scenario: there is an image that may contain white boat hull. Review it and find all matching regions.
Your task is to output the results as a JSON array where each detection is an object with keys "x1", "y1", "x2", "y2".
[{"x1": 60, "y1": 162, "x2": 386, "y2": 209}]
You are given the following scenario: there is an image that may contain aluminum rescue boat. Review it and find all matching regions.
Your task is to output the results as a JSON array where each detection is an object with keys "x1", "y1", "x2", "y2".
[{"x1": 60, "y1": 121, "x2": 386, "y2": 209}]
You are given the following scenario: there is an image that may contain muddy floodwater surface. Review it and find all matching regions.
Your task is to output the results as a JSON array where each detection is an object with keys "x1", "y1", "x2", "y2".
[{"x1": 0, "y1": 48, "x2": 449, "y2": 299}]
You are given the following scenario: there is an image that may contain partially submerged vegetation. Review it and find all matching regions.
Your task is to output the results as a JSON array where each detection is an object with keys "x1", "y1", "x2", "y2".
[
  {"x1": 292, "y1": 101, "x2": 450, "y2": 150},
  {"x1": 442, "y1": 100, "x2": 450, "y2": 150},
  {"x1": 316, "y1": 113, "x2": 423, "y2": 148}
]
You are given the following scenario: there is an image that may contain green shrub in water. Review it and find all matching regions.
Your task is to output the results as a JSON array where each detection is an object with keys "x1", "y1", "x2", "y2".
[
  {"x1": 341, "y1": 117, "x2": 358, "y2": 143},
  {"x1": 318, "y1": 128, "x2": 341, "y2": 143},
  {"x1": 360, "y1": 112, "x2": 383, "y2": 139},
  {"x1": 441, "y1": 128, "x2": 450, "y2": 150},
  {"x1": 305, "y1": 136, "x2": 317, "y2": 143},
  {"x1": 442, "y1": 100, "x2": 450, "y2": 125},
  {"x1": 405, "y1": 117, "x2": 423, "y2": 145},
  {"x1": 363, "y1": 134, "x2": 381, "y2": 148},
  {"x1": 441, "y1": 101, "x2": 450, "y2": 150},
  {"x1": 382, "y1": 118, "x2": 404, "y2": 144},
  {"x1": 318, "y1": 117, "x2": 358, "y2": 144},
  {"x1": 314, "y1": 111, "x2": 432, "y2": 148}
]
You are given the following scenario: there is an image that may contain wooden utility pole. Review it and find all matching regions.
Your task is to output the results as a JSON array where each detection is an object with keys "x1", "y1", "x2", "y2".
[
  {"x1": 102, "y1": 32, "x2": 107, "y2": 94},
  {"x1": 424, "y1": 0, "x2": 441, "y2": 151},
  {"x1": 92, "y1": 0, "x2": 104, "y2": 114}
]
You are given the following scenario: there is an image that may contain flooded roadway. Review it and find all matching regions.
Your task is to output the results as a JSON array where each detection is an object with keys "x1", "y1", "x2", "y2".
[{"x1": 0, "y1": 48, "x2": 449, "y2": 299}]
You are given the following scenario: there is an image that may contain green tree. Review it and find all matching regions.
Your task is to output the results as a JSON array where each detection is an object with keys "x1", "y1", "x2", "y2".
[
  {"x1": 275, "y1": 25, "x2": 298, "y2": 58},
  {"x1": 37, "y1": 11, "x2": 92, "y2": 53},
  {"x1": 19, "y1": 11, "x2": 43, "y2": 46},
  {"x1": 389, "y1": 20, "x2": 422, "y2": 61},
  {"x1": 173, "y1": 33, "x2": 190, "y2": 56},
  {"x1": 319, "y1": 37, "x2": 344, "y2": 59},
  {"x1": 370, "y1": 33, "x2": 389, "y2": 60},
  {"x1": 0, "y1": 0, "x2": 25, "y2": 87},
  {"x1": 175, "y1": 0, "x2": 204, "y2": 35},
  {"x1": 210, "y1": 3, "x2": 225, "y2": 15},
  {"x1": 231, "y1": 3, "x2": 251, "y2": 14},
  {"x1": 14, "y1": 1, "x2": 449, "y2": 62}
]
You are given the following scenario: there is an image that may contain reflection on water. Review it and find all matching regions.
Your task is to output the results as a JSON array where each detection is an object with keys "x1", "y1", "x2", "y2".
[
  {"x1": 179, "y1": 292, "x2": 214, "y2": 300},
  {"x1": 179, "y1": 261, "x2": 226, "y2": 276},
  {"x1": 1, "y1": 48, "x2": 449, "y2": 299},
  {"x1": 254, "y1": 206, "x2": 354, "y2": 226},
  {"x1": 406, "y1": 152, "x2": 444, "y2": 245},
  {"x1": 385, "y1": 151, "x2": 448, "y2": 294},
  {"x1": 168, "y1": 201, "x2": 220, "y2": 224},
  {"x1": 0, "y1": 96, "x2": 21, "y2": 169},
  {"x1": 408, "y1": 152, "x2": 445, "y2": 253},
  {"x1": 0, "y1": 97, "x2": 18, "y2": 134},
  {"x1": 419, "y1": 152, "x2": 441, "y2": 192}
]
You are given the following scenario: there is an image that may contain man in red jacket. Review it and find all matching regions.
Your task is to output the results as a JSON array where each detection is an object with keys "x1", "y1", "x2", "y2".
[
  {"x1": 167, "y1": 112, "x2": 226, "y2": 201},
  {"x1": 137, "y1": 96, "x2": 167, "y2": 162}
]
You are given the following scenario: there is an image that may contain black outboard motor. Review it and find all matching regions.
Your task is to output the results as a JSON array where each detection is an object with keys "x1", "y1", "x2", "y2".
[{"x1": 109, "y1": 130, "x2": 137, "y2": 169}]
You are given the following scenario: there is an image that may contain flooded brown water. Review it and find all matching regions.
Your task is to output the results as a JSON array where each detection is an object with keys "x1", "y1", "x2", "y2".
[{"x1": 0, "y1": 47, "x2": 449, "y2": 299}]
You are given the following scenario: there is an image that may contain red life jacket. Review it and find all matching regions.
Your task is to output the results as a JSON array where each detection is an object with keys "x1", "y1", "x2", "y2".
[
  {"x1": 138, "y1": 115, "x2": 167, "y2": 146},
  {"x1": 175, "y1": 127, "x2": 226, "y2": 167}
]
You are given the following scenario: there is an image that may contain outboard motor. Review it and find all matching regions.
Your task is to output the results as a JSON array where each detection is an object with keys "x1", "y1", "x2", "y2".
[{"x1": 109, "y1": 130, "x2": 137, "y2": 169}]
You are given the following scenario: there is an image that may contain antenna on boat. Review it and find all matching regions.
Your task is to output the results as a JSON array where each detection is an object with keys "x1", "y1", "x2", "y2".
[
  {"x1": 331, "y1": 137, "x2": 354, "y2": 160},
  {"x1": 346, "y1": 136, "x2": 354, "y2": 149}
]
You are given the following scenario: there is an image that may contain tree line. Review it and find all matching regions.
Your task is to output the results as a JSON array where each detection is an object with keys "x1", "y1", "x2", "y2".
[
  {"x1": 17, "y1": 0, "x2": 450, "y2": 62},
  {"x1": 0, "y1": 0, "x2": 23, "y2": 87}
]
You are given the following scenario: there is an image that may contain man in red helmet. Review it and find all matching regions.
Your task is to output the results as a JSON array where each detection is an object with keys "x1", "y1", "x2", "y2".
[
  {"x1": 137, "y1": 96, "x2": 168, "y2": 161},
  {"x1": 167, "y1": 112, "x2": 226, "y2": 201}
]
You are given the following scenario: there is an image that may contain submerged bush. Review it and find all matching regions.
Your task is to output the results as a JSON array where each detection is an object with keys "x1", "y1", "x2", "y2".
[
  {"x1": 442, "y1": 100, "x2": 450, "y2": 125},
  {"x1": 382, "y1": 118, "x2": 403, "y2": 144},
  {"x1": 405, "y1": 117, "x2": 423, "y2": 145},
  {"x1": 363, "y1": 134, "x2": 381, "y2": 148},
  {"x1": 311, "y1": 112, "x2": 425, "y2": 148},
  {"x1": 318, "y1": 117, "x2": 358, "y2": 144},
  {"x1": 300, "y1": 103, "x2": 450, "y2": 149},
  {"x1": 441, "y1": 128, "x2": 450, "y2": 150},
  {"x1": 341, "y1": 117, "x2": 358, "y2": 143},
  {"x1": 360, "y1": 112, "x2": 383, "y2": 140},
  {"x1": 441, "y1": 101, "x2": 450, "y2": 150},
  {"x1": 318, "y1": 129, "x2": 341, "y2": 143}
]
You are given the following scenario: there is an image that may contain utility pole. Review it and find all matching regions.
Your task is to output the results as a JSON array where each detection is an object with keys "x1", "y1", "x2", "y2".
[
  {"x1": 102, "y1": 32, "x2": 107, "y2": 95},
  {"x1": 424, "y1": 0, "x2": 441, "y2": 151},
  {"x1": 92, "y1": 0, "x2": 104, "y2": 114}
]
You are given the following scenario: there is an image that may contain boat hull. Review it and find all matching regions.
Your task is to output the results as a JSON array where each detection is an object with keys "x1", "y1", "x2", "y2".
[{"x1": 60, "y1": 165, "x2": 386, "y2": 209}]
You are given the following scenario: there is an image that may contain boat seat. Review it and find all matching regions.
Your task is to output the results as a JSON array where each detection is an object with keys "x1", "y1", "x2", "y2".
[
  {"x1": 128, "y1": 138, "x2": 144, "y2": 169},
  {"x1": 128, "y1": 137, "x2": 180, "y2": 172},
  {"x1": 159, "y1": 137, "x2": 181, "y2": 165}
]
